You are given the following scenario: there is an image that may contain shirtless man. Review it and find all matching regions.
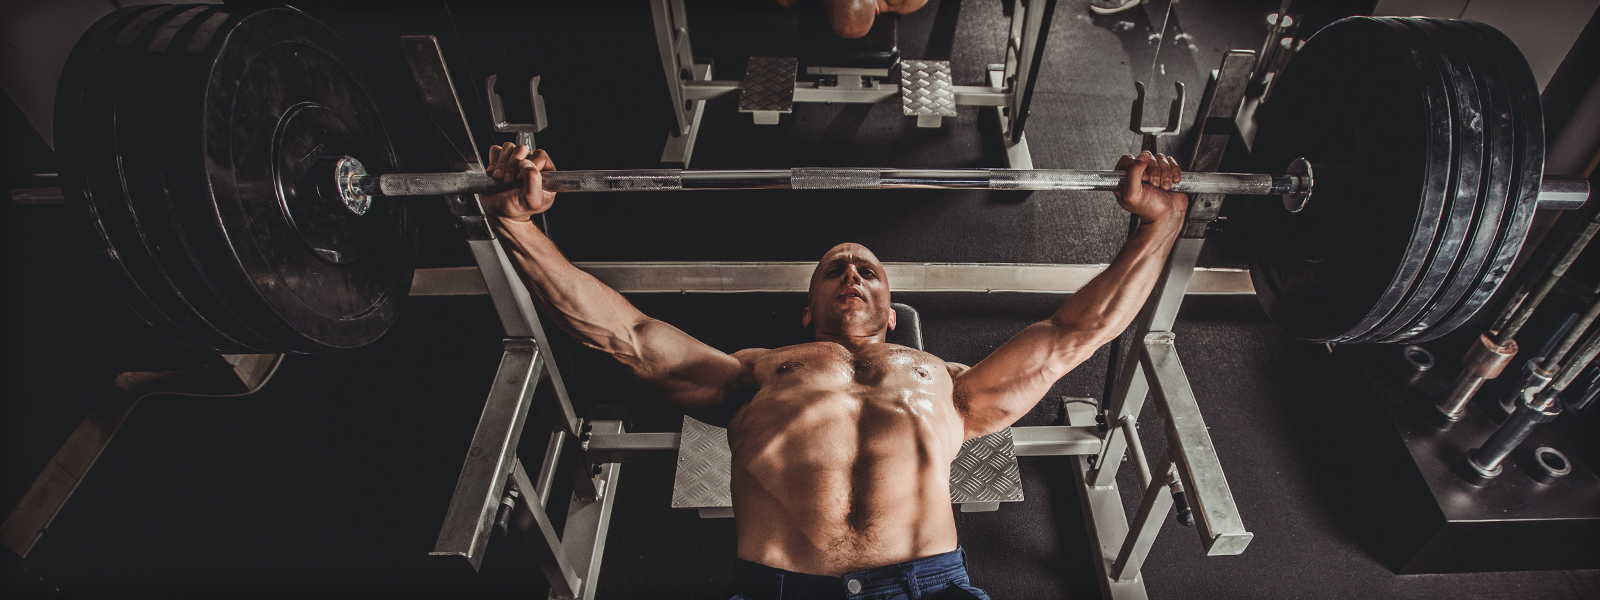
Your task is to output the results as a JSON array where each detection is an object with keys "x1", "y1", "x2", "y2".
[{"x1": 481, "y1": 144, "x2": 1188, "y2": 599}]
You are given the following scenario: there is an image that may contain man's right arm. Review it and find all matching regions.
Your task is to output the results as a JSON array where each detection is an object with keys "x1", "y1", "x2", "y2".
[
  {"x1": 951, "y1": 152, "x2": 1188, "y2": 439},
  {"x1": 481, "y1": 144, "x2": 750, "y2": 418}
]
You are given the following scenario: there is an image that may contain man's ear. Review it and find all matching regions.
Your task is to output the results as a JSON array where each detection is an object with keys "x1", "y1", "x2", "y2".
[
  {"x1": 802, "y1": 307, "x2": 812, "y2": 328},
  {"x1": 888, "y1": 307, "x2": 897, "y2": 331}
]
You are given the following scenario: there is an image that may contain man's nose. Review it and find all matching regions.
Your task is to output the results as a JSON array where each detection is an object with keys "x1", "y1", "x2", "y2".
[{"x1": 843, "y1": 265, "x2": 862, "y2": 283}]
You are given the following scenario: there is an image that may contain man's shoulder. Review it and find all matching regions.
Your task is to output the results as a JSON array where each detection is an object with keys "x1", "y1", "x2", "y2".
[
  {"x1": 728, "y1": 347, "x2": 767, "y2": 365},
  {"x1": 729, "y1": 343, "x2": 830, "y2": 365}
]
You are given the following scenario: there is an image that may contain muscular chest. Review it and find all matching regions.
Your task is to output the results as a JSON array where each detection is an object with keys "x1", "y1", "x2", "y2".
[
  {"x1": 732, "y1": 343, "x2": 957, "y2": 435},
  {"x1": 757, "y1": 343, "x2": 947, "y2": 390}
]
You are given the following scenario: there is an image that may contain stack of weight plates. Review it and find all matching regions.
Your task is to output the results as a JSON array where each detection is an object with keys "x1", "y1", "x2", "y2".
[
  {"x1": 55, "y1": 5, "x2": 416, "y2": 353},
  {"x1": 1248, "y1": 16, "x2": 1543, "y2": 344}
]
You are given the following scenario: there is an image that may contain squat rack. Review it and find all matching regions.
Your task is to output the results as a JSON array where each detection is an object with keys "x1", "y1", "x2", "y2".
[
  {"x1": 647, "y1": 0, "x2": 1054, "y2": 169},
  {"x1": 414, "y1": 29, "x2": 1255, "y2": 600}
]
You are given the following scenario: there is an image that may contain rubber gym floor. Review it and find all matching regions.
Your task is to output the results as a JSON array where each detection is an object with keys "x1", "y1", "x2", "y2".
[{"x1": 3, "y1": 0, "x2": 1597, "y2": 598}]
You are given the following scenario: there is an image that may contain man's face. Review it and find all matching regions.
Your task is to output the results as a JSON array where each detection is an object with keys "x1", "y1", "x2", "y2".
[{"x1": 804, "y1": 243, "x2": 896, "y2": 339}]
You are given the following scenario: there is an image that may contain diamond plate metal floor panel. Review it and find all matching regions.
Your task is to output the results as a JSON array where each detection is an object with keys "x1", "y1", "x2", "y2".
[
  {"x1": 950, "y1": 427, "x2": 1023, "y2": 503},
  {"x1": 670, "y1": 416, "x2": 1022, "y2": 510},
  {"x1": 738, "y1": 56, "x2": 798, "y2": 113},
  {"x1": 670, "y1": 416, "x2": 733, "y2": 509},
  {"x1": 899, "y1": 60, "x2": 957, "y2": 117}
]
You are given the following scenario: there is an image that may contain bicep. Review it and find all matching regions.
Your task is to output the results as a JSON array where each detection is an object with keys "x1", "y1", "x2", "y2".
[
  {"x1": 953, "y1": 320, "x2": 1100, "y2": 439},
  {"x1": 630, "y1": 319, "x2": 752, "y2": 414}
]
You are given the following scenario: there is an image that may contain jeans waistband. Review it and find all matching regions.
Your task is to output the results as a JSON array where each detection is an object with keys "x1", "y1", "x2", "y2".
[{"x1": 729, "y1": 547, "x2": 970, "y2": 599}]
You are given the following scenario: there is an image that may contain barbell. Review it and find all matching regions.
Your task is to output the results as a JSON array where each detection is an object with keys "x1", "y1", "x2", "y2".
[
  {"x1": 52, "y1": 5, "x2": 1590, "y2": 353},
  {"x1": 331, "y1": 158, "x2": 1316, "y2": 213},
  {"x1": 334, "y1": 158, "x2": 1582, "y2": 215}
]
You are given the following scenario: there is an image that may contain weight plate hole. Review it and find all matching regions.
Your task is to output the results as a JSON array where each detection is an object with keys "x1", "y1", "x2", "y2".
[
  {"x1": 1402, "y1": 345, "x2": 1434, "y2": 371},
  {"x1": 1534, "y1": 447, "x2": 1570, "y2": 476}
]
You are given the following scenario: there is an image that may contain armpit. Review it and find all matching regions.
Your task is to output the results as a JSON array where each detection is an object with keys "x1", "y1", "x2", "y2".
[{"x1": 947, "y1": 362, "x2": 975, "y2": 419}]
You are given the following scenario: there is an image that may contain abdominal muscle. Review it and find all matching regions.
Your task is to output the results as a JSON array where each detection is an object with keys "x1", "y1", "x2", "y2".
[{"x1": 726, "y1": 343, "x2": 966, "y2": 576}]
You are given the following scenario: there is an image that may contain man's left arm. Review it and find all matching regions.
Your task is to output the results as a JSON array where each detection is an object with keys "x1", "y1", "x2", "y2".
[{"x1": 952, "y1": 151, "x2": 1188, "y2": 440}]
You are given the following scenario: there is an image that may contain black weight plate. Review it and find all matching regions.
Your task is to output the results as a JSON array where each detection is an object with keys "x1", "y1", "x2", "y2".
[
  {"x1": 1352, "y1": 18, "x2": 1490, "y2": 343},
  {"x1": 54, "y1": 5, "x2": 176, "y2": 339},
  {"x1": 138, "y1": 6, "x2": 292, "y2": 352},
  {"x1": 1247, "y1": 17, "x2": 1457, "y2": 342},
  {"x1": 161, "y1": 7, "x2": 414, "y2": 352},
  {"x1": 56, "y1": 5, "x2": 238, "y2": 351},
  {"x1": 109, "y1": 5, "x2": 282, "y2": 352},
  {"x1": 1410, "y1": 20, "x2": 1543, "y2": 341},
  {"x1": 1370, "y1": 18, "x2": 1517, "y2": 342}
]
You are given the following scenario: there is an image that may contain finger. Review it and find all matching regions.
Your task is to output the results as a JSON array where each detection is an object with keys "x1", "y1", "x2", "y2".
[
  {"x1": 500, "y1": 143, "x2": 519, "y2": 183},
  {"x1": 1162, "y1": 154, "x2": 1180, "y2": 189},
  {"x1": 490, "y1": 143, "x2": 505, "y2": 182},
  {"x1": 1123, "y1": 153, "x2": 1151, "y2": 198},
  {"x1": 1154, "y1": 153, "x2": 1171, "y2": 190},
  {"x1": 1113, "y1": 155, "x2": 1136, "y2": 200},
  {"x1": 520, "y1": 159, "x2": 542, "y2": 203},
  {"x1": 1114, "y1": 154, "x2": 1136, "y2": 171},
  {"x1": 530, "y1": 149, "x2": 555, "y2": 172}
]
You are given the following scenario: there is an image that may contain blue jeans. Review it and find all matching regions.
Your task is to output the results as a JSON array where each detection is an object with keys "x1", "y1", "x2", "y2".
[{"x1": 728, "y1": 547, "x2": 990, "y2": 600}]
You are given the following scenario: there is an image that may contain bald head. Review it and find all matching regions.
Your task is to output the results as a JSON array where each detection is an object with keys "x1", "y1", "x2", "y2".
[{"x1": 803, "y1": 243, "x2": 896, "y2": 342}]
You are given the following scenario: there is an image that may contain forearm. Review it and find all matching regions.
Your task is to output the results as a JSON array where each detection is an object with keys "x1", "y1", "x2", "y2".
[
  {"x1": 1049, "y1": 211, "x2": 1184, "y2": 342},
  {"x1": 957, "y1": 211, "x2": 1181, "y2": 419},
  {"x1": 492, "y1": 216, "x2": 653, "y2": 366}
]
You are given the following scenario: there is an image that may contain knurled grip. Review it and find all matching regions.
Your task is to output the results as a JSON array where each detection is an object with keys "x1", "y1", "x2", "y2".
[{"x1": 790, "y1": 168, "x2": 882, "y2": 189}]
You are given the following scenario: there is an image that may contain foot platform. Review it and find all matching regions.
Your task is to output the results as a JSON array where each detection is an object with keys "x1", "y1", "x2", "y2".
[
  {"x1": 739, "y1": 56, "x2": 798, "y2": 125},
  {"x1": 900, "y1": 60, "x2": 957, "y2": 128}
]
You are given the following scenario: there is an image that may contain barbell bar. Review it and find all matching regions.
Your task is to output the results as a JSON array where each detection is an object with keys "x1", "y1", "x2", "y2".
[{"x1": 329, "y1": 155, "x2": 1585, "y2": 218}]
